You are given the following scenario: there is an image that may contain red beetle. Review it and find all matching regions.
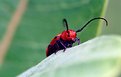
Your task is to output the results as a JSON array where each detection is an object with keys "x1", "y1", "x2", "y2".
[{"x1": 46, "y1": 17, "x2": 108, "y2": 57}]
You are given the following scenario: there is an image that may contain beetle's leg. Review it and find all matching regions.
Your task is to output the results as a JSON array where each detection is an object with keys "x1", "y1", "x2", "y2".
[
  {"x1": 68, "y1": 44, "x2": 72, "y2": 47},
  {"x1": 76, "y1": 37, "x2": 80, "y2": 45},
  {"x1": 57, "y1": 40, "x2": 66, "y2": 52},
  {"x1": 54, "y1": 43, "x2": 60, "y2": 54}
]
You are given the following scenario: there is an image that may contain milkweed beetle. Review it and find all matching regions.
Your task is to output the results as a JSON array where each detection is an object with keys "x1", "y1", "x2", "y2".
[{"x1": 46, "y1": 17, "x2": 108, "y2": 57}]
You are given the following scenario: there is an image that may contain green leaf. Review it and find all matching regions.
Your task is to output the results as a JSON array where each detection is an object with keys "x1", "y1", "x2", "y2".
[
  {"x1": 18, "y1": 35, "x2": 121, "y2": 77},
  {"x1": 0, "y1": 0, "x2": 19, "y2": 40},
  {"x1": 0, "y1": 0, "x2": 108, "y2": 77}
]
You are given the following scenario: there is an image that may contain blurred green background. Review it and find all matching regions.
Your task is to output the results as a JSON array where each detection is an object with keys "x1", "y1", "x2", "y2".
[
  {"x1": 0, "y1": 0, "x2": 121, "y2": 77},
  {"x1": 102, "y1": 0, "x2": 121, "y2": 35}
]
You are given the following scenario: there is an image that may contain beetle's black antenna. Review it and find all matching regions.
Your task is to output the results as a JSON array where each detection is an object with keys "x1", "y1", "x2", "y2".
[
  {"x1": 76, "y1": 17, "x2": 108, "y2": 33},
  {"x1": 63, "y1": 18, "x2": 70, "y2": 36}
]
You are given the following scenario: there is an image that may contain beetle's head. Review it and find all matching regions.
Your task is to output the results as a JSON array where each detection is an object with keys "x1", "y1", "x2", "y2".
[{"x1": 60, "y1": 30, "x2": 76, "y2": 41}]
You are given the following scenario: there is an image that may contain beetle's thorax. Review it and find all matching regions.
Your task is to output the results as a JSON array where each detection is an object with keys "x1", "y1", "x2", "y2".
[{"x1": 60, "y1": 29, "x2": 76, "y2": 41}]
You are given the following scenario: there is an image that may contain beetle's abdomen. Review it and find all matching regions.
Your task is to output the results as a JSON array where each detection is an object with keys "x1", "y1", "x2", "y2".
[
  {"x1": 46, "y1": 40, "x2": 66, "y2": 57},
  {"x1": 46, "y1": 34, "x2": 61, "y2": 56}
]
